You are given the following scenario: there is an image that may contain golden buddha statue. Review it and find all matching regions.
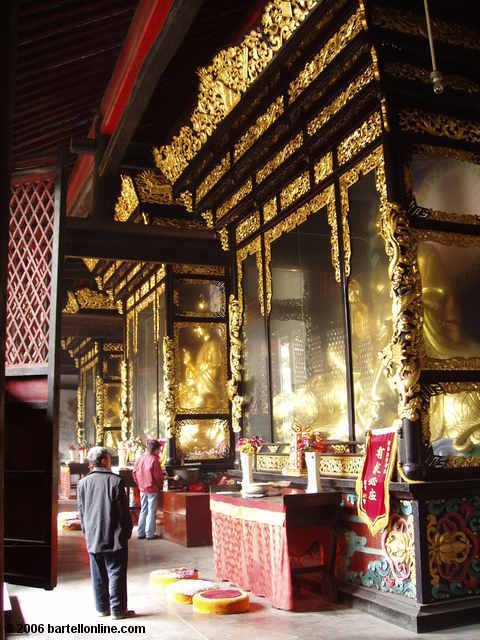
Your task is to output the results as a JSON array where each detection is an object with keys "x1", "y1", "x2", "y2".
[{"x1": 419, "y1": 243, "x2": 480, "y2": 453}]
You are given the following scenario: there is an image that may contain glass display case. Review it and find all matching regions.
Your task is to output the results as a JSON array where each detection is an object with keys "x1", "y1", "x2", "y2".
[{"x1": 268, "y1": 210, "x2": 349, "y2": 442}]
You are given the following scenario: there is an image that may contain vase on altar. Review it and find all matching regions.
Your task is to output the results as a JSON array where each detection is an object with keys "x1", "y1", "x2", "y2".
[
  {"x1": 78, "y1": 449, "x2": 85, "y2": 463},
  {"x1": 68, "y1": 449, "x2": 75, "y2": 462},
  {"x1": 305, "y1": 451, "x2": 322, "y2": 493},
  {"x1": 240, "y1": 452, "x2": 254, "y2": 489},
  {"x1": 117, "y1": 447, "x2": 127, "y2": 468}
]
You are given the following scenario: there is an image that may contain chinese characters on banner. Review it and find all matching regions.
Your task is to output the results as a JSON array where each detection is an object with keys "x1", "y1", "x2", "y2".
[{"x1": 355, "y1": 427, "x2": 398, "y2": 536}]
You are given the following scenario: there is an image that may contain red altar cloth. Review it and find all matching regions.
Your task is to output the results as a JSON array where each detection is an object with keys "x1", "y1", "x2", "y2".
[{"x1": 210, "y1": 492, "x2": 338, "y2": 610}]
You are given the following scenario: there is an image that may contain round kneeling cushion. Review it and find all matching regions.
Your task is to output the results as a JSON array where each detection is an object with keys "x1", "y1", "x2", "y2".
[
  {"x1": 150, "y1": 567, "x2": 198, "y2": 590},
  {"x1": 166, "y1": 579, "x2": 217, "y2": 604},
  {"x1": 193, "y1": 589, "x2": 250, "y2": 614}
]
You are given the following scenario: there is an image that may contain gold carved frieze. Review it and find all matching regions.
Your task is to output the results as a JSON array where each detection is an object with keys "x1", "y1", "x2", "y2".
[
  {"x1": 63, "y1": 288, "x2": 117, "y2": 314},
  {"x1": 154, "y1": 0, "x2": 319, "y2": 184},
  {"x1": 228, "y1": 295, "x2": 244, "y2": 434},
  {"x1": 288, "y1": 6, "x2": 366, "y2": 104},
  {"x1": 120, "y1": 360, "x2": 130, "y2": 441},
  {"x1": 379, "y1": 203, "x2": 424, "y2": 423},
  {"x1": 415, "y1": 229, "x2": 480, "y2": 249},
  {"x1": 201, "y1": 210, "x2": 214, "y2": 229},
  {"x1": 263, "y1": 197, "x2": 277, "y2": 223},
  {"x1": 265, "y1": 185, "x2": 339, "y2": 315},
  {"x1": 163, "y1": 337, "x2": 176, "y2": 437},
  {"x1": 216, "y1": 179, "x2": 252, "y2": 220},
  {"x1": 114, "y1": 175, "x2": 139, "y2": 222},
  {"x1": 219, "y1": 227, "x2": 229, "y2": 252},
  {"x1": 172, "y1": 264, "x2": 225, "y2": 277},
  {"x1": 307, "y1": 65, "x2": 375, "y2": 137},
  {"x1": 398, "y1": 109, "x2": 480, "y2": 146},
  {"x1": 256, "y1": 453, "x2": 289, "y2": 472},
  {"x1": 234, "y1": 96, "x2": 284, "y2": 162},
  {"x1": 63, "y1": 291, "x2": 80, "y2": 314},
  {"x1": 415, "y1": 208, "x2": 480, "y2": 227},
  {"x1": 280, "y1": 170, "x2": 310, "y2": 210},
  {"x1": 372, "y1": 5, "x2": 480, "y2": 52},
  {"x1": 83, "y1": 258, "x2": 99, "y2": 272},
  {"x1": 178, "y1": 190, "x2": 193, "y2": 213},
  {"x1": 443, "y1": 456, "x2": 480, "y2": 469},
  {"x1": 103, "y1": 343, "x2": 123, "y2": 353},
  {"x1": 134, "y1": 169, "x2": 173, "y2": 204},
  {"x1": 423, "y1": 357, "x2": 480, "y2": 372},
  {"x1": 197, "y1": 155, "x2": 231, "y2": 203},
  {"x1": 237, "y1": 237, "x2": 264, "y2": 316},
  {"x1": 314, "y1": 151, "x2": 333, "y2": 184},
  {"x1": 236, "y1": 211, "x2": 260, "y2": 244},
  {"x1": 339, "y1": 145, "x2": 385, "y2": 278},
  {"x1": 95, "y1": 375, "x2": 104, "y2": 444},
  {"x1": 384, "y1": 63, "x2": 480, "y2": 95},
  {"x1": 337, "y1": 111, "x2": 382, "y2": 166},
  {"x1": 256, "y1": 132, "x2": 303, "y2": 184},
  {"x1": 317, "y1": 454, "x2": 364, "y2": 477}
]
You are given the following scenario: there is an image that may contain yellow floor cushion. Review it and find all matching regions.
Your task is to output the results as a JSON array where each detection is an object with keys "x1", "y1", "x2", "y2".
[
  {"x1": 193, "y1": 588, "x2": 250, "y2": 614},
  {"x1": 166, "y1": 579, "x2": 217, "y2": 604},
  {"x1": 150, "y1": 568, "x2": 198, "y2": 590}
]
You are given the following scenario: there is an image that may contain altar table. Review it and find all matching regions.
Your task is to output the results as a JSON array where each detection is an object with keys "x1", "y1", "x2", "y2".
[
  {"x1": 163, "y1": 491, "x2": 212, "y2": 547},
  {"x1": 210, "y1": 491, "x2": 340, "y2": 610}
]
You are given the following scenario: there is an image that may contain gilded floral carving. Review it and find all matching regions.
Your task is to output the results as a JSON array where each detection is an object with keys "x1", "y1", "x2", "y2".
[
  {"x1": 114, "y1": 175, "x2": 139, "y2": 222},
  {"x1": 236, "y1": 211, "x2": 260, "y2": 244}
]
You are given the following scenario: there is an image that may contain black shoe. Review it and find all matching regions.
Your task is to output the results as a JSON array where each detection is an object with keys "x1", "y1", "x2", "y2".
[
  {"x1": 146, "y1": 534, "x2": 160, "y2": 540},
  {"x1": 112, "y1": 609, "x2": 135, "y2": 620},
  {"x1": 137, "y1": 536, "x2": 145, "y2": 539}
]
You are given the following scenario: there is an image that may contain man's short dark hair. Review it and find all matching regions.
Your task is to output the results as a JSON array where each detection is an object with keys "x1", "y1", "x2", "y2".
[
  {"x1": 87, "y1": 446, "x2": 109, "y2": 467},
  {"x1": 146, "y1": 439, "x2": 160, "y2": 454}
]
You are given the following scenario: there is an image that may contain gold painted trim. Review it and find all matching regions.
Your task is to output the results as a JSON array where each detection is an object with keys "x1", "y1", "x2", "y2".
[
  {"x1": 417, "y1": 208, "x2": 480, "y2": 226},
  {"x1": 423, "y1": 357, "x2": 480, "y2": 371},
  {"x1": 114, "y1": 175, "x2": 139, "y2": 222},
  {"x1": 317, "y1": 454, "x2": 364, "y2": 477},
  {"x1": 314, "y1": 151, "x2": 333, "y2": 184},
  {"x1": 234, "y1": 96, "x2": 284, "y2": 162},
  {"x1": 263, "y1": 197, "x2": 277, "y2": 224},
  {"x1": 172, "y1": 264, "x2": 225, "y2": 276},
  {"x1": 95, "y1": 375, "x2": 105, "y2": 444},
  {"x1": 237, "y1": 236, "x2": 264, "y2": 316},
  {"x1": 197, "y1": 155, "x2": 231, "y2": 203},
  {"x1": 228, "y1": 295, "x2": 244, "y2": 434},
  {"x1": 280, "y1": 170, "x2": 310, "y2": 210},
  {"x1": 265, "y1": 185, "x2": 339, "y2": 316},
  {"x1": 384, "y1": 62, "x2": 480, "y2": 94},
  {"x1": 219, "y1": 227, "x2": 229, "y2": 251},
  {"x1": 256, "y1": 453, "x2": 289, "y2": 472},
  {"x1": 415, "y1": 229, "x2": 480, "y2": 248},
  {"x1": 163, "y1": 337, "x2": 176, "y2": 438}
]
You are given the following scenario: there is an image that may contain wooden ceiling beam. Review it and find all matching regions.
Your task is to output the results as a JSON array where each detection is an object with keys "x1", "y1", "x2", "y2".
[
  {"x1": 64, "y1": 219, "x2": 227, "y2": 266},
  {"x1": 12, "y1": 120, "x2": 91, "y2": 153},
  {"x1": 18, "y1": 3, "x2": 135, "y2": 45},
  {"x1": 14, "y1": 107, "x2": 96, "y2": 140}
]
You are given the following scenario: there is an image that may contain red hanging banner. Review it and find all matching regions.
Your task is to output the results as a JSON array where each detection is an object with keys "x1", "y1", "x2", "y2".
[{"x1": 356, "y1": 427, "x2": 398, "y2": 536}]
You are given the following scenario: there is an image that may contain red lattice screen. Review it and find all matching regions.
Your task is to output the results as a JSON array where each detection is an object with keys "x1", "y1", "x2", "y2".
[{"x1": 6, "y1": 177, "x2": 55, "y2": 368}]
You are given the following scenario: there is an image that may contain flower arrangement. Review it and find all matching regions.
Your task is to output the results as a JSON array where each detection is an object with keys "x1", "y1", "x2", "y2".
[
  {"x1": 119, "y1": 436, "x2": 145, "y2": 463},
  {"x1": 237, "y1": 435, "x2": 264, "y2": 455},
  {"x1": 298, "y1": 433, "x2": 326, "y2": 453}
]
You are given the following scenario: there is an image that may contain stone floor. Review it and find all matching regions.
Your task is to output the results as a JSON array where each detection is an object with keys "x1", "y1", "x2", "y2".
[{"x1": 5, "y1": 501, "x2": 480, "y2": 640}]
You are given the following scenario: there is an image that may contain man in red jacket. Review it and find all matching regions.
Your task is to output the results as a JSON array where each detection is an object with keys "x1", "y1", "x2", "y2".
[{"x1": 132, "y1": 439, "x2": 163, "y2": 540}]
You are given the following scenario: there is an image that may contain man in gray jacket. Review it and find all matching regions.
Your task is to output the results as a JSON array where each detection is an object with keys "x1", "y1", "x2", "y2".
[{"x1": 77, "y1": 446, "x2": 133, "y2": 619}]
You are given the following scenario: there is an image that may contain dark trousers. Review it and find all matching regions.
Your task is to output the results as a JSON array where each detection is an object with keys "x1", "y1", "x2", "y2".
[{"x1": 88, "y1": 548, "x2": 128, "y2": 614}]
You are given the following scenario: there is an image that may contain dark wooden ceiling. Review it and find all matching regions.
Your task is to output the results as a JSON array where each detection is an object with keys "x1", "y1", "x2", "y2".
[
  {"x1": 12, "y1": 0, "x2": 263, "y2": 180},
  {"x1": 12, "y1": 0, "x2": 139, "y2": 176}
]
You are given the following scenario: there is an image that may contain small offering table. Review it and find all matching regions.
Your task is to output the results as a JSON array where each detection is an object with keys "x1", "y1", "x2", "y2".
[
  {"x1": 163, "y1": 491, "x2": 212, "y2": 547},
  {"x1": 210, "y1": 491, "x2": 340, "y2": 611}
]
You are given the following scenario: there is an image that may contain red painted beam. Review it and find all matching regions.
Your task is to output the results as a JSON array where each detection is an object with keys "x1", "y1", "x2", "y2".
[{"x1": 67, "y1": 0, "x2": 174, "y2": 213}]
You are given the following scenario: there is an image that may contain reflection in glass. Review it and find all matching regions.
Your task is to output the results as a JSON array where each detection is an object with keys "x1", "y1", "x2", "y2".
[
  {"x1": 430, "y1": 392, "x2": 480, "y2": 457},
  {"x1": 135, "y1": 303, "x2": 157, "y2": 439},
  {"x1": 419, "y1": 241, "x2": 480, "y2": 359},
  {"x1": 174, "y1": 278, "x2": 226, "y2": 317},
  {"x1": 175, "y1": 418, "x2": 230, "y2": 460},
  {"x1": 410, "y1": 154, "x2": 480, "y2": 217},
  {"x1": 269, "y1": 210, "x2": 349, "y2": 443},
  {"x1": 348, "y1": 172, "x2": 397, "y2": 437},
  {"x1": 84, "y1": 366, "x2": 96, "y2": 445},
  {"x1": 104, "y1": 383, "x2": 121, "y2": 430},
  {"x1": 175, "y1": 323, "x2": 228, "y2": 414},
  {"x1": 241, "y1": 253, "x2": 271, "y2": 441},
  {"x1": 157, "y1": 288, "x2": 167, "y2": 438}
]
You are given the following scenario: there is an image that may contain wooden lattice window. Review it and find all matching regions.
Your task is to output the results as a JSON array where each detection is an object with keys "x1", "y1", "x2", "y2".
[{"x1": 6, "y1": 177, "x2": 55, "y2": 368}]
